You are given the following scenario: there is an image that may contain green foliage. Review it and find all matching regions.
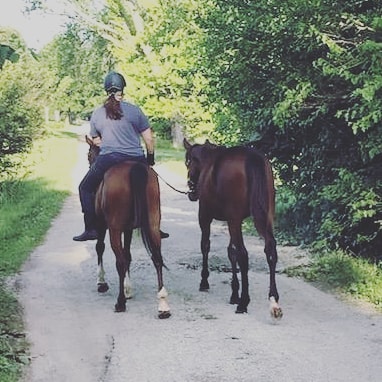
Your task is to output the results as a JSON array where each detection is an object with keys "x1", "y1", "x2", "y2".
[
  {"x1": 0, "y1": 129, "x2": 76, "y2": 275},
  {"x1": 0, "y1": 26, "x2": 30, "y2": 69},
  {"x1": 197, "y1": 0, "x2": 382, "y2": 259},
  {"x1": 38, "y1": 24, "x2": 113, "y2": 120},
  {"x1": 103, "y1": 0, "x2": 215, "y2": 139},
  {"x1": 0, "y1": 285, "x2": 28, "y2": 382},
  {"x1": 0, "y1": 179, "x2": 68, "y2": 275},
  {"x1": 0, "y1": 60, "x2": 44, "y2": 179},
  {"x1": 0, "y1": 44, "x2": 19, "y2": 70},
  {"x1": 313, "y1": 169, "x2": 381, "y2": 256}
]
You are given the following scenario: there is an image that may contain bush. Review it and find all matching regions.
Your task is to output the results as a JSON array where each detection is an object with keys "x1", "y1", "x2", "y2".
[{"x1": 0, "y1": 64, "x2": 43, "y2": 180}]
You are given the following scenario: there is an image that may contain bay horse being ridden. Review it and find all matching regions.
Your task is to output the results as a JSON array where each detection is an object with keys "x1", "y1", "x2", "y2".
[
  {"x1": 184, "y1": 139, "x2": 282, "y2": 319},
  {"x1": 86, "y1": 136, "x2": 171, "y2": 319}
]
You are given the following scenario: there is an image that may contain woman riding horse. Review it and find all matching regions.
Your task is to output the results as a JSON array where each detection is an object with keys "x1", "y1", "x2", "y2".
[{"x1": 73, "y1": 71, "x2": 168, "y2": 241}]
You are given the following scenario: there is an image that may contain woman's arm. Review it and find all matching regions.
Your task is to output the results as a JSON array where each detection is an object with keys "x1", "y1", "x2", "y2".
[{"x1": 141, "y1": 128, "x2": 154, "y2": 154}]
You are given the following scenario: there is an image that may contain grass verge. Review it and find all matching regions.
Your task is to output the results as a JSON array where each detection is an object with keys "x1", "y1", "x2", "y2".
[
  {"x1": 0, "y1": 126, "x2": 79, "y2": 382},
  {"x1": 284, "y1": 250, "x2": 382, "y2": 311}
]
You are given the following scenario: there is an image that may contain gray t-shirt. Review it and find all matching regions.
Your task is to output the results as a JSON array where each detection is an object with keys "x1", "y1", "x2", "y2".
[{"x1": 89, "y1": 101, "x2": 150, "y2": 156}]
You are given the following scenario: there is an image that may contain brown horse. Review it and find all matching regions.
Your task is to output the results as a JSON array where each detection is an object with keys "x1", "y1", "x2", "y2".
[
  {"x1": 183, "y1": 139, "x2": 282, "y2": 319},
  {"x1": 85, "y1": 136, "x2": 170, "y2": 319}
]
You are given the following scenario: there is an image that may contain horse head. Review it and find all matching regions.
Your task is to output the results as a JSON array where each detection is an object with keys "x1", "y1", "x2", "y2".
[
  {"x1": 86, "y1": 135, "x2": 100, "y2": 167},
  {"x1": 183, "y1": 138, "x2": 219, "y2": 202}
]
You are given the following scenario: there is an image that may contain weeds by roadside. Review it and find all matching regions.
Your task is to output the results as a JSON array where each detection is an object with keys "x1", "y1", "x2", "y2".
[
  {"x1": 0, "y1": 125, "x2": 78, "y2": 381},
  {"x1": 284, "y1": 250, "x2": 382, "y2": 310}
]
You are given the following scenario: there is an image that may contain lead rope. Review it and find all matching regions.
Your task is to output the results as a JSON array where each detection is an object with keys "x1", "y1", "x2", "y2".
[{"x1": 151, "y1": 168, "x2": 189, "y2": 196}]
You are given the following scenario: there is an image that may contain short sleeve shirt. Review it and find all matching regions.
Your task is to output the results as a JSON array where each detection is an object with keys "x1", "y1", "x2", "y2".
[{"x1": 90, "y1": 101, "x2": 150, "y2": 156}]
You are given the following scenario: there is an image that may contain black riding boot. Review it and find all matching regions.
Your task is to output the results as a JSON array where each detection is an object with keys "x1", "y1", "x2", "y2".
[
  {"x1": 73, "y1": 214, "x2": 98, "y2": 241},
  {"x1": 160, "y1": 230, "x2": 169, "y2": 239}
]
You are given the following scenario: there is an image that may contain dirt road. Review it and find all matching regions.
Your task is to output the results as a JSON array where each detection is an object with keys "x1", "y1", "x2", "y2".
[{"x1": 18, "y1": 131, "x2": 382, "y2": 382}]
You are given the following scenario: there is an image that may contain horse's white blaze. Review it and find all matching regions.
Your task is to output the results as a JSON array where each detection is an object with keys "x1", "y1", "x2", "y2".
[
  {"x1": 124, "y1": 273, "x2": 133, "y2": 299},
  {"x1": 157, "y1": 287, "x2": 170, "y2": 312},
  {"x1": 97, "y1": 264, "x2": 106, "y2": 285}
]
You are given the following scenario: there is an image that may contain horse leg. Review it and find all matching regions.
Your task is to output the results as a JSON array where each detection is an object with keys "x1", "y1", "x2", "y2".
[
  {"x1": 150, "y1": 238, "x2": 171, "y2": 319},
  {"x1": 153, "y1": 258, "x2": 171, "y2": 319},
  {"x1": 109, "y1": 229, "x2": 127, "y2": 312},
  {"x1": 199, "y1": 215, "x2": 212, "y2": 291},
  {"x1": 227, "y1": 241, "x2": 240, "y2": 305},
  {"x1": 253, "y1": 219, "x2": 283, "y2": 319},
  {"x1": 123, "y1": 229, "x2": 133, "y2": 299},
  {"x1": 96, "y1": 226, "x2": 109, "y2": 293},
  {"x1": 228, "y1": 221, "x2": 250, "y2": 313},
  {"x1": 264, "y1": 234, "x2": 283, "y2": 320}
]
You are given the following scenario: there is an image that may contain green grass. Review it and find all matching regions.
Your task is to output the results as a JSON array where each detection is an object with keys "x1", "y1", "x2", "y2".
[
  {"x1": 284, "y1": 250, "x2": 382, "y2": 310},
  {"x1": 0, "y1": 287, "x2": 29, "y2": 382},
  {"x1": 0, "y1": 126, "x2": 79, "y2": 382}
]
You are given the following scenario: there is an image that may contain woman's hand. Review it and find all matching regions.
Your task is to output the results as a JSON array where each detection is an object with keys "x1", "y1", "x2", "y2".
[{"x1": 92, "y1": 136, "x2": 102, "y2": 146}]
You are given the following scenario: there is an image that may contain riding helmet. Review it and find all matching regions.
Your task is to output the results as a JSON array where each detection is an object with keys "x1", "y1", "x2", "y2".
[{"x1": 104, "y1": 71, "x2": 126, "y2": 93}]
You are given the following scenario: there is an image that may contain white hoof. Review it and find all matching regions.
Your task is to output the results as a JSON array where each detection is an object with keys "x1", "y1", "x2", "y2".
[
  {"x1": 157, "y1": 287, "x2": 171, "y2": 317},
  {"x1": 269, "y1": 296, "x2": 283, "y2": 320}
]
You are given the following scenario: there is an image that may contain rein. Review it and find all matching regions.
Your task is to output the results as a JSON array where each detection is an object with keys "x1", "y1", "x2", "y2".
[{"x1": 151, "y1": 168, "x2": 189, "y2": 196}]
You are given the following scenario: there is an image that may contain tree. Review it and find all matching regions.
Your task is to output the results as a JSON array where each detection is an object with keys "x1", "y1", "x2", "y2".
[
  {"x1": 197, "y1": 0, "x2": 382, "y2": 258},
  {"x1": 0, "y1": 58, "x2": 43, "y2": 179},
  {"x1": 26, "y1": 0, "x2": 215, "y2": 138},
  {"x1": 38, "y1": 23, "x2": 113, "y2": 121}
]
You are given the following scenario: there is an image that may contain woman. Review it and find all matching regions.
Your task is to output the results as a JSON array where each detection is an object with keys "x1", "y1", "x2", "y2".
[{"x1": 73, "y1": 71, "x2": 168, "y2": 241}]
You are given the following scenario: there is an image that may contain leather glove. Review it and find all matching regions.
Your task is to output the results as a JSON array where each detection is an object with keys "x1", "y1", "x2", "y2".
[{"x1": 147, "y1": 152, "x2": 155, "y2": 166}]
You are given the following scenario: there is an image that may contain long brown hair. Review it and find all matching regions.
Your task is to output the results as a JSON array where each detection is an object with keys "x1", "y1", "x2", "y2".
[{"x1": 104, "y1": 94, "x2": 123, "y2": 120}]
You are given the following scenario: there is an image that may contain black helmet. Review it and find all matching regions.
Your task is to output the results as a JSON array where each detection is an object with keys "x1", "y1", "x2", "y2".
[{"x1": 104, "y1": 71, "x2": 126, "y2": 93}]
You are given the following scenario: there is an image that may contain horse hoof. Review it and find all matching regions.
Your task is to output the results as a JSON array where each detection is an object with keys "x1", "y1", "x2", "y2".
[
  {"x1": 158, "y1": 311, "x2": 171, "y2": 319},
  {"x1": 235, "y1": 306, "x2": 248, "y2": 314},
  {"x1": 97, "y1": 283, "x2": 109, "y2": 293},
  {"x1": 114, "y1": 304, "x2": 126, "y2": 313},
  {"x1": 269, "y1": 297, "x2": 283, "y2": 320},
  {"x1": 271, "y1": 307, "x2": 283, "y2": 320}
]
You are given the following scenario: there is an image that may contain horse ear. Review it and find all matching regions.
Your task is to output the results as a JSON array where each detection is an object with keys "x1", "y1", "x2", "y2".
[
  {"x1": 205, "y1": 140, "x2": 217, "y2": 149},
  {"x1": 183, "y1": 138, "x2": 191, "y2": 150},
  {"x1": 85, "y1": 135, "x2": 93, "y2": 146}
]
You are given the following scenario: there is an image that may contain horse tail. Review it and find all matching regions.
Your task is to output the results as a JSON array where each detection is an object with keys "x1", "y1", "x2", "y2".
[
  {"x1": 130, "y1": 162, "x2": 163, "y2": 267},
  {"x1": 246, "y1": 150, "x2": 276, "y2": 238}
]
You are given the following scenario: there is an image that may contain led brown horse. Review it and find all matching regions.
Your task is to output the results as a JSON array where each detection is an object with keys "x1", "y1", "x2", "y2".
[
  {"x1": 86, "y1": 136, "x2": 170, "y2": 319},
  {"x1": 184, "y1": 139, "x2": 282, "y2": 319}
]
